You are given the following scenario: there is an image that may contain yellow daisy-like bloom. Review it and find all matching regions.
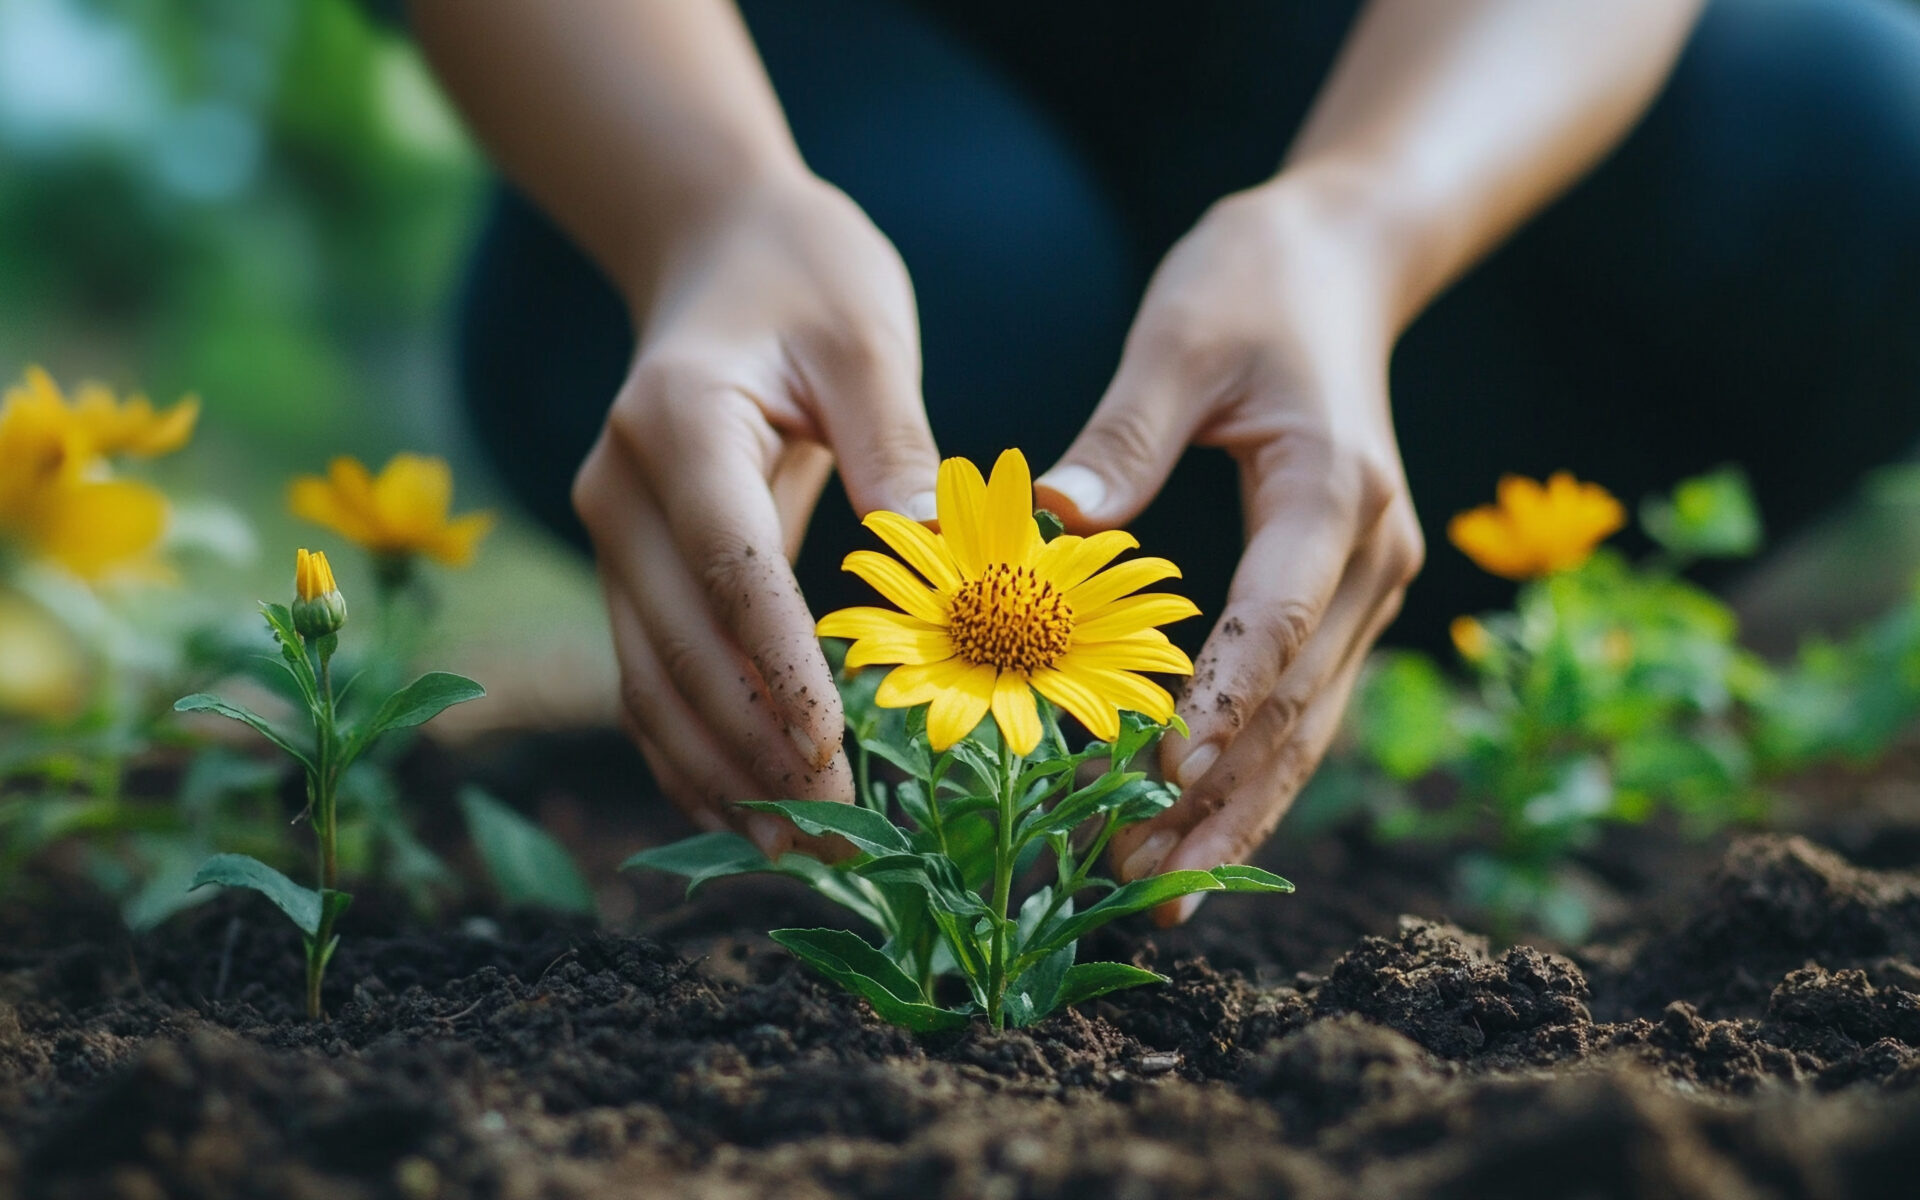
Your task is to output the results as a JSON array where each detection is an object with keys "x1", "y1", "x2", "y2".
[
  {"x1": 288, "y1": 453, "x2": 495, "y2": 566},
  {"x1": 817, "y1": 449, "x2": 1198, "y2": 756},
  {"x1": 0, "y1": 380, "x2": 167, "y2": 580},
  {"x1": 1447, "y1": 472, "x2": 1625, "y2": 581},
  {"x1": 5, "y1": 365, "x2": 198, "y2": 458}
]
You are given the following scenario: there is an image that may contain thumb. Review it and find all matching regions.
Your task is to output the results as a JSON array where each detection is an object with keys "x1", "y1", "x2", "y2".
[
  {"x1": 1034, "y1": 353, "x2": 1201, "y2": 531},
  {"x1": 815, "y1": 351, "x2": 942, "y2": 524}
]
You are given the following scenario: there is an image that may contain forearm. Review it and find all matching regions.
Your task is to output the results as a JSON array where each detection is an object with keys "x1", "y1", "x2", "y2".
[
  {"x1": 407, "y1": 0, "x2": 805, "y2": 309},
  {"x1": 1275, "y1": 0, "x2": 1703, "y2": 332}
]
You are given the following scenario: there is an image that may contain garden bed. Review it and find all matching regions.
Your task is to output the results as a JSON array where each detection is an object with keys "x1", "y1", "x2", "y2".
[{"x1": 5, "y1": 734, "x2": 1920, "y2": 1200}]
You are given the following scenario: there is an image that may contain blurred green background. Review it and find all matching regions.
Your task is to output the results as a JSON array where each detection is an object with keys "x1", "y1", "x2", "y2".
[
  {"x1": 7, "y1": 0, "x2": 1919, "y2": 738},
  {"x1": 0, "y1": 0, "x2": 612, "y2": 731}
]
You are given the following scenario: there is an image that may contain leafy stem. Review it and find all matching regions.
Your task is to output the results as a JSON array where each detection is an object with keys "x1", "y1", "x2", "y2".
[{"x1": 986, "y1": 733, "x2": 1019, "y2": 1029}]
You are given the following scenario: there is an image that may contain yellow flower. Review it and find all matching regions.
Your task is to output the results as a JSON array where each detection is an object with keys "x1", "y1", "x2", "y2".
[
  {"x1": 5, "y1": 365, "x2": 198, "y2": 458},
  {"x1": 1447, "y1": 472, "x2": 1625, "y2": 581},
  {"x1": 1450, "y1": 615, "x2": 1491, "y2": 663},
  {"x1": 0, "y1": 380, "x2": 167, "y2": 580},
  {"x1": 288, "y1": 453, "x2": 495, "y2": 566},
  {"x1": 292, "y1": 547, "x2": 348, "y2": 639},
  {"x1": 817, "y1": 449, "x2": 1198, "y2": 755}
]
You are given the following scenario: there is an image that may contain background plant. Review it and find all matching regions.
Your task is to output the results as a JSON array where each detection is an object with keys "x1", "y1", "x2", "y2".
[{"x1": 180, "y1": 547, "x2": 483, "y2": 1018}]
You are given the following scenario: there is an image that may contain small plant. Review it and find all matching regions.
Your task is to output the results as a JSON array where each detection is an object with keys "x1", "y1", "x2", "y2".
[
  {"x1": 178, "y1": 548, "x2": 484, "y2": 1018},
  {"x1": 628, "y1": 450, "x2": 1291, "y2": 1030},
  {"x1": 1351, "y1": 468, "x2": 1774, "y2": 937}
]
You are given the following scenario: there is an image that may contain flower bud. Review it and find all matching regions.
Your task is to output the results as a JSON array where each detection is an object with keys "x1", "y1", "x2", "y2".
[{"x1": 293, "y1": 547, "x2": 347, "y2": 640}]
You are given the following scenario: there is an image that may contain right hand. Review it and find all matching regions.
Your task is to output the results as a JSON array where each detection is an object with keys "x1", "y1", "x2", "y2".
[{"x1": 572, "y1": 173, "x2": 942, "y2": 857}]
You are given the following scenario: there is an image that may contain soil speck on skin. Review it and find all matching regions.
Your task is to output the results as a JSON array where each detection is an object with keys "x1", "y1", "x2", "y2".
[{"x1": 9, "y1": 734, "x2": 1920, "y2": 1199}]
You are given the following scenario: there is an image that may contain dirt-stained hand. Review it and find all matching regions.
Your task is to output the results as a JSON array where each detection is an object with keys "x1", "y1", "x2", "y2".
[
  {"x1": 1036, "y1": 180, "x2": 1425, "y2": 924},
  {"x1": 573, "y1": 175, "x2": 940, "y2": 858}
]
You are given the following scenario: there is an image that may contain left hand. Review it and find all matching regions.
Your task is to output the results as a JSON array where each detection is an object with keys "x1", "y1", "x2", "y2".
[{"x1": 1034, "y1": 175, "x2": 1427, "y2": 925}]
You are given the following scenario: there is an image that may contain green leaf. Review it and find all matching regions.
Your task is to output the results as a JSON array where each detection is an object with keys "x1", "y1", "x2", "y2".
[
  {"x1": 189, "y1": 853, "x2": 323, "y2": 936},
  {"x1": 1208, "y1": 864, "x2": 1295, "y2": 893},
  {"x1": 1640, "y1": 466, "x2": 1763, "y2": 560},
  {"x1": 1054, "y1": 962, "x2": 1167, "y2": 1009},
  {"x1": 738, "y1": 799, "x2": 911, "y2": 856},
  {"x1": 353, "y1": 672, "x2": 485, "y2": 752},
  {"x1": 1008, "y1": 890, "x2": 1074, "y2": 1027},
  {"x1": 174, "y1": 694, "x2": 314, "y2": 772},
  {"x1": 1021, "y1": 870, "x2": 1224, "y2": 963},
  {"x1": 771, "y1": 928, "x2": 969, "y2": 1032},
  {"x1": 857, "y1": 852, "x2": 988, "y2": 917},
  {"x1": 259, "y1": 603, "x2": 318, "y2": 707},
  {"x1": 621, "y1": 830, "x2": 763, "y2": 878},
  {"x1": 458, "y1": 787, "x2": 595, "y2": 915},
  {"x1": 1018, "y1": 771, "x2": 1144, "y2": 842},
  {"x1": 1354, "y1": 651, "x2": 1459, "y2": 782},
  {"x1": 858, "y1": 732, "x2": 930, "y2": 780}
]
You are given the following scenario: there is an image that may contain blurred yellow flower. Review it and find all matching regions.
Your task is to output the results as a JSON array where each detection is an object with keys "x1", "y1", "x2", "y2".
[
  {"x1": 818, "y1": 449, "x2": 1196, "y2": 755},
  {"x1": 288, "y1": 454, "x2": 495, "y2": 566},
  {"x1": 1450, "y1": 615, "x2": 1491, "y2": 662},
  {"x1": 0, "y1": 590, "x2": 87, "y2": 720},
  {"x1": 0, "y1": 377, "x2": 167, "y2": 580},
  {"x1": 1447, "y1": 473, "x2": 1625, "y2": 581},
  {"x1": 5, "y1": 365, "x2": 198, "y2": 458}
]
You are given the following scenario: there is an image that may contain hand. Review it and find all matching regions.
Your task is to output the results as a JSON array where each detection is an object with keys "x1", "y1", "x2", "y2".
[
  {"x1": 573, "y1": 174, "x2": 942, "y2": 857},
  {"x1": 1036, "y1": 177, "x2": 1426, "y2": 923}
]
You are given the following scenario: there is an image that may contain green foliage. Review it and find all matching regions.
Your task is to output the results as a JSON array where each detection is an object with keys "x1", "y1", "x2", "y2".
[
  {"x1": 628, "y1": 679, "x2": 1292, "y2": 1030},
  {"x1": 178, "y1": 596, "x2": 482, "y2": 1018},
  {"x1": 457, "y1": 786, "x2": 595, "y2": 915},
  {"x1": 1349, "y1": 467, "x2": 1920, "y2": 939}
]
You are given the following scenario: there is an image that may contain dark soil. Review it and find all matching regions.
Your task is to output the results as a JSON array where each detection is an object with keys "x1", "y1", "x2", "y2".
[{"x1": 6, "y1": 734, "x2": 1920, "y2": 1199}]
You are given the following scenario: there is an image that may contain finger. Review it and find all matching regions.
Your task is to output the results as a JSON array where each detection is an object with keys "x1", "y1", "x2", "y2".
[
  {"x1": 607, "y1": 461, "x2": 854, "y2": 802},
  {"x1": 604, "y1": 583, "x2": 793, "y2": 856},
  {"x1": 1141, "y1": 591, "x2": 1401, "y2": 927},
  {"x1": 1107, "y1": 530, "x2": 1406, "y2": 884},
  {"x1": 612, "y1": 367, "x2": 846, "y2": 768},
  {"x1": 793, "y1": 333, "x2": 941, "y2": 523},
  {"x1": 770, "y1": 440, "x2": 835, "y2": 562},
  {"x1": 1161, "y1": 445, "x2": 1374, "y2": 788},
  {"x1": 1033, "y1": 331, "x2": 1211, "y2": 530}
]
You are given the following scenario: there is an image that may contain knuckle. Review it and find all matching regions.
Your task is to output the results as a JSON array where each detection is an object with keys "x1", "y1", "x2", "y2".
[
  {"x1": 1258, "y1": 599, "x2": 1317, "y2": 671},
  {"x1": 1379, "y1": 507, "x2": 1427, "y2": 587},
  {"x1": 1080, "y1": 404, "x2": 1165, "y2": 478},
  {"x1": 569, "y1": 440, "x2": 614, "y2": 527}
]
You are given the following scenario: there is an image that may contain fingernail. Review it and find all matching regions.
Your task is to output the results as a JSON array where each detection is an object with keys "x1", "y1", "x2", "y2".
[
  {"x1": 1120, "y1": 830, "x2": 1177, "y2": 882},
  {"x1": 746, "y1": 814, "x2": 788, "y2": 860},
  {"x1": 788, "y1": 724, "x2": 826, "y2": 770},
  {"x1": 903, "y1": 490, "x2": 938, "y2": 523},
  {"x1": 1036, "y1": 465, "x2": 1106, "y2": 521},
  {"x1": 1175, "y1": 743, "x2": 1220, "y2": 790},
  {"x1": 1158, "y1": 892, "x2": 1208, "y2": 928}
]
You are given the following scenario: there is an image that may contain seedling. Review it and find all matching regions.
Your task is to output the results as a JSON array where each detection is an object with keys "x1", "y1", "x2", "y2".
[{"x1": 178, "y1": 548, "x2": 483, "y2": 1018}]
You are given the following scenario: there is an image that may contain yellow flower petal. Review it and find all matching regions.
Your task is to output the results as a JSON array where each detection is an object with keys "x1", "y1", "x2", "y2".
[
  {"x1": 979, "y1": 448, "x2": 1040, "y2": 569},
  {"x1": 817, "y1": 605, "x2": 941, "y2": 641},
  {"x1": 875, "y1": 655, "x2": 975, "y2": 707},
  {"x1": 1058, "y1": 634, "x2": 1193, "y2": 676},
  {"x1": 1448, "y1": 472, "x2": 1624, "y2": 580},
  {"x1": 1071, "y1": 593, "x2": 1202, "y2": 642},
  {"x1": 372, "y1": 453, "x2": 454, "y2": 539},
  {"x1": 935, "y1": 456, "x2": 989, "y2": 578},
  {"x1": 1076, "y1": 666, "x2": 1176, "y2": 724},
  {"x1": 845, "y1": 626, "x2": 957, "y2": 669},
  {"x1": 843, "y1": 549, "x2": 949, "y2": 625},
  {"x1": 1034, "y1": 529, "x2": 1139, "y2": 592},
  {"x1": 28, "y1": 479, "x2": 167, "y2": 580},
  {"x1": 990, "y1": 670, "x2": 1043, "y2": 756},
  {"x1": 1030, "y1": 665, "x2": 1121, "y2": 742},
  {"x1": 1065, "y1": 556, "x2": 1181, "y2": 614},
  {"x1": 863, "y1": 510, "x2": 962, "y2": 592},
  {"x1": 923, "y1": 661, "x2": 997, "y2": 750},
  {"x1": 428, "y1": 509, "x2": 498, "y2": 566}
]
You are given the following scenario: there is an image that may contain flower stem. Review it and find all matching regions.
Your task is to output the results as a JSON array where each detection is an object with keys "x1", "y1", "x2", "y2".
[
  {"x1": 306, "y1": 643, "x2": 339, "y2": 1021},
  {"x1": 986, "y1": 736, "x2": 1018, "y2": 1029}
]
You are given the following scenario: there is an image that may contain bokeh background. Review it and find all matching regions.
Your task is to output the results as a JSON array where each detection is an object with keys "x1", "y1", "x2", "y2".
[
  {"x1": 0, "y1": 0, "x2": 613, "y2": 731},
  {"x1": 7, "y1": 0, "x2": 1919, "y2": 736}
]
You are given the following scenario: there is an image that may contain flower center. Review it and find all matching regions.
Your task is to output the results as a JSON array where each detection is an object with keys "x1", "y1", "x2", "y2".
[{"x1": 947, "y1": 563, "x2": 1073, "y2": 674}]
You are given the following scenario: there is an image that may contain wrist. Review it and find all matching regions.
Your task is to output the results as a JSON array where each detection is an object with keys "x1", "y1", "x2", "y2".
[
  {"x1": 615, "y1": 149, "x2": 814, "y2": 318},
  {"x1": 1249, "y1": 160, "x2": 1451, "y2": 340}
]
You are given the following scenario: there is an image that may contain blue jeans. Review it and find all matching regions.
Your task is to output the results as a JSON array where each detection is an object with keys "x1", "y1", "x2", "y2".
[{"x1": 457, "y1": 0, "x2": 1920, "y2": 650}]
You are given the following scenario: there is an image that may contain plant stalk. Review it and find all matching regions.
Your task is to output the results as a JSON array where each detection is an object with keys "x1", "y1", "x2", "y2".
[
  {"x1": 306, "y1": 644, "x2": 339, "y2": 1021},
  {"x1": 986, "y1": 736, "x2": 1018, "y2": 1029}
]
